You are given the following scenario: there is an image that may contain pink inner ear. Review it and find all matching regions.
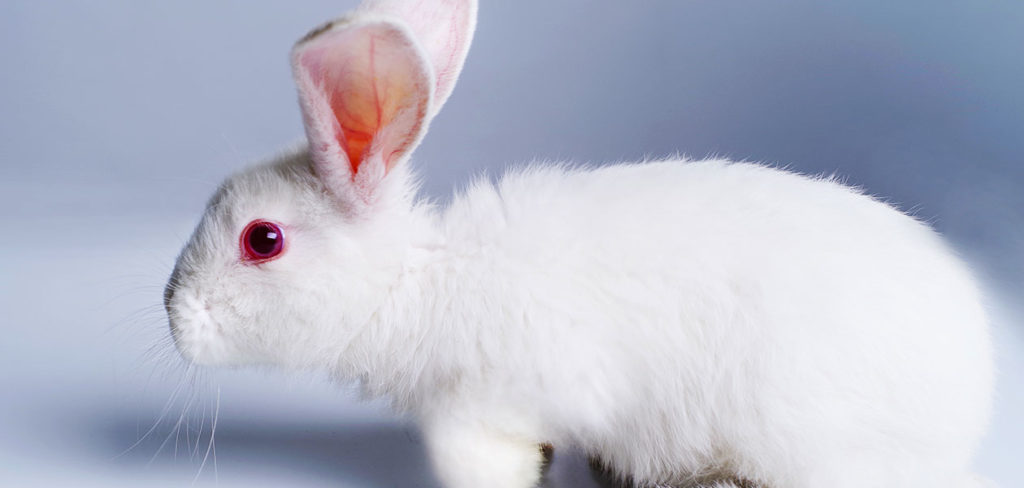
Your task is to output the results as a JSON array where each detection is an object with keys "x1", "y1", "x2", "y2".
[
  {"x1": 298, "y1": 25, "x2": 429, "y2": 177},
  {"x1": 363, "y1": 0, "x2": 475, "y2": 114}
]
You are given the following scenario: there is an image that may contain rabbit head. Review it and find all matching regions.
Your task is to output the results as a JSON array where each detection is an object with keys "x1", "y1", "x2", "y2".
[{"x1": 164, "y1": 0, "x2": 477, "y2": 370}]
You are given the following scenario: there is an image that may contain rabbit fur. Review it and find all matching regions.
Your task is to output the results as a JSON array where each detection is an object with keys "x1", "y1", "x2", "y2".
[{"x1": 164, "y1": 1, "x2": 995, "y2": 487}]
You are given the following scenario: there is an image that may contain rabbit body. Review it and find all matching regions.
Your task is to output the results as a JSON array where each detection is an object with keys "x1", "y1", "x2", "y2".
[
  {"x1": 164, "y1": 1, "x2": 995, "y2": 486},
  {"x1": 387, "y1": 158, "x2": 993, "y2": 488}
]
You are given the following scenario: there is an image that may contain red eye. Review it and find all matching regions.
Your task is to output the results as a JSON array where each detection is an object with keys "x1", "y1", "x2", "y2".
[{"x1": 241, "y1": 220, "x2": 286, "y2": 263}]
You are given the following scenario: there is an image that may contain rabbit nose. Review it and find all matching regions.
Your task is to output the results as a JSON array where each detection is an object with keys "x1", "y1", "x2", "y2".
[
  {"x1": 164, "y1": 265, "x2": 184, "y2": 311},
  {"x1": 163, "y1": 283, "x2": 180, "y2": 341},
  {"x1": 163, "y1": 281, "x2": 176, "y2": 312}
]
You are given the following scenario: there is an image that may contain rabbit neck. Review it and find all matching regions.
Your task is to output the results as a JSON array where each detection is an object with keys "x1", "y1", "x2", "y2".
[{"x1": 320, "y1": 197, "x2": 452, "y2": 407}]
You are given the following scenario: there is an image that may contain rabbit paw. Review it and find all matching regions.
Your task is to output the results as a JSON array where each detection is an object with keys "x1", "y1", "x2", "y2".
[{"x1": 424, "y1": 420, "x2": 544, "y2": 488}]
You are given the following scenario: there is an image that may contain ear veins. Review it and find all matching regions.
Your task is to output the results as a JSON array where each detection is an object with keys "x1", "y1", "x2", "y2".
[
  {"x1": 327, "y1": 33, "x2": 409, "y2": 177},
  {"x1": 333, "y1": 35, "x2": 374, "y2": 176}
]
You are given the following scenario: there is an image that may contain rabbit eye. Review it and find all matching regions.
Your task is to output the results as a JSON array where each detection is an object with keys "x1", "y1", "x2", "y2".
[{"x1": 241, "y1": 220, "x2": 286, "y2": 263}]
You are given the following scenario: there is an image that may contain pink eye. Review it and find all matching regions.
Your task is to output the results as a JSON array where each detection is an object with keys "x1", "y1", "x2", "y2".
[{"x1": 241, "y1": 220, "x2": 286, "y2": 263}]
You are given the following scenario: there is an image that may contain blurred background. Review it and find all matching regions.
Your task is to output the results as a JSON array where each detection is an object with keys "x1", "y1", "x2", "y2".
[{"x1": 1, "y1": 0, "x2": 1021, "y2": 486}]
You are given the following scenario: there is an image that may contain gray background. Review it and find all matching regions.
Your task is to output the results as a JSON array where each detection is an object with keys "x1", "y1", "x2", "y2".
[{"x1": 1, "y1": 0, "x2": 1021, "y2": 486}]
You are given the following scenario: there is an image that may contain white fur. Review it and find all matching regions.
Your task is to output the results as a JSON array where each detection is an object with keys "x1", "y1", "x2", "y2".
[{"x1": 165, "y1": 1, "x2": 995, "y2": 487}]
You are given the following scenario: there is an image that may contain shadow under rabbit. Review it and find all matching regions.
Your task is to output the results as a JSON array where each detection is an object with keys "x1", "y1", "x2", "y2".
[{"x1": 92, "y1": 413, "x2": 624, "y2": 487}]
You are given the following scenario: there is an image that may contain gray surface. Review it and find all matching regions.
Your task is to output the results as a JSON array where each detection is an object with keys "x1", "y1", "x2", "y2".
[{"x1": 1, "y1": 0, "x2": 1021, "y2": 486}]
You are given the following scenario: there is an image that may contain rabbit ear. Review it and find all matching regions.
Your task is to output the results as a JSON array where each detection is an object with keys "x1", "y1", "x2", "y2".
[
  {"x1": 292, "y1": 19, "x2": 432, "y2": 210},
  {"x1": 357, "y1": 0, "x2": 477, "y2": 116}
]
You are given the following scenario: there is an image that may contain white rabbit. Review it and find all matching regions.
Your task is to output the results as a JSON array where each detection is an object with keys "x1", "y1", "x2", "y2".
[{"x1": 164, "y1": 0, "x2": 995, "y2": 487}]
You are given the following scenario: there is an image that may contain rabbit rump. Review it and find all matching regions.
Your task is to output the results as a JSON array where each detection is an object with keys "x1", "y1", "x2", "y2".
[{"x1": 164, "y1": 0, "x2": 994, "y2": 487}]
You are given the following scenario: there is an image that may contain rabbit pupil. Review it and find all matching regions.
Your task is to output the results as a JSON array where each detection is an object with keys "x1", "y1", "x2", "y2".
[{"x1": 249, "y1": 226, "x2": 278, "y2": 254}]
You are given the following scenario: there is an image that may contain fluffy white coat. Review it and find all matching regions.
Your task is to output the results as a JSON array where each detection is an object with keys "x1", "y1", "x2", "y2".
[{"x1": 164, "y1": 1, "x2": 995, "y2": 487}]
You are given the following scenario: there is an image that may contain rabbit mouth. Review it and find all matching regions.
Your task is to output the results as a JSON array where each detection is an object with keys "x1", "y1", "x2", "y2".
[
  {"x1": 166, "y1": 290, "x2": 240, "y2": 366},
  {"x1": 170, "y1": 317, "x2": 229, "y2": 366}
]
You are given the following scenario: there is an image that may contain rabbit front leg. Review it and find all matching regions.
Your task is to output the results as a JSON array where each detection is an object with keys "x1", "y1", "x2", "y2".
[{"x1": 423, "y1": 415, "x2": 545, "y2": 488}]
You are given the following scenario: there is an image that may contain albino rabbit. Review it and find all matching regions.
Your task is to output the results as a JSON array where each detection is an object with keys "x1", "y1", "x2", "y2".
[{"x1": 164, "y1": 0, "x2": 994, "y2": 487}]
